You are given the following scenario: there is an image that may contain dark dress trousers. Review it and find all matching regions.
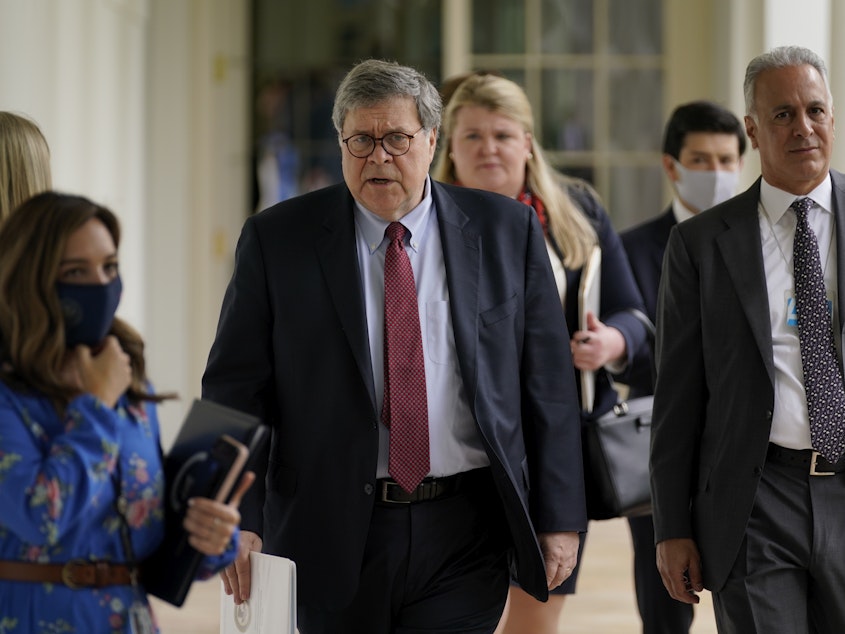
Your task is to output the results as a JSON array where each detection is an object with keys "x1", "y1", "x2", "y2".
[
  {"x1": 621, "y1": 208, "x2": 694, "y2": 634},
  {"x1": 202, "y1": 181, "x2": 587, "y2": 615}
]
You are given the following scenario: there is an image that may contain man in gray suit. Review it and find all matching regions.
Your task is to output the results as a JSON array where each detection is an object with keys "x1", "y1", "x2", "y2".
[
  {"x1": 651, "y1": 45, "x2": 845, "y2": 632},
  {"x1": 622, "y1": 101, "x2": 745, "y2": 634}
]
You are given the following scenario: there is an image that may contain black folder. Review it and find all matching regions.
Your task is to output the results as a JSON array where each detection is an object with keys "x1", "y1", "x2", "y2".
[{"x1": 143, "y1": 399, "x2": 268, "y2": 606}]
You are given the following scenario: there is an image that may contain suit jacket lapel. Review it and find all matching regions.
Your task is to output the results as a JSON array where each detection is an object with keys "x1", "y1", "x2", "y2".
[
  {"x1": 716, "y1": 179, "x2": 776, "y2": 382},
  {"x1": 431, "y1": 183, "x2": 480, "y2": 403},
  {"x1": 315, "y1": 187, "x2": 378, "y2": 415},
  {"x1": 830, "y1": 171, "x2": 845, "y2": 362}
]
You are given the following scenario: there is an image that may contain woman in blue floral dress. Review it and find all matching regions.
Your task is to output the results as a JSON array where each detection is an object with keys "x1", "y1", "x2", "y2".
[{"x1": 0, "y1": 192, "x2": 249, "y2": 633}]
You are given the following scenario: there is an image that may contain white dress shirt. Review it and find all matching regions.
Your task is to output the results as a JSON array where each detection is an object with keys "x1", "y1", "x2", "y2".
[{"x1": 759, "y1": 175, "x2": 837, "y2": 449}]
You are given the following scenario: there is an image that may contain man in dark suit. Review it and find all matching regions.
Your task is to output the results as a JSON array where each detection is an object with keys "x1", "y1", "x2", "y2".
[
  {"x1": 651, "y1": 45, "x2": 845, "y2": 632},
  {"x1": 621, "y1": 102, "x2": 745, "y2": 634},
  {"x1": 203, "y1": 59, "x2": 586, "y2": 633}
]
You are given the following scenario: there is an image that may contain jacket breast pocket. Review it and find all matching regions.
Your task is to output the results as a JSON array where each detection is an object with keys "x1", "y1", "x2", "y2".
[
  {"x1": 480, "y1": 293, "x2": 519, "y2": 327},
  {"x1": 426, "y1": 300, "x2": 457, "y2": 365}
]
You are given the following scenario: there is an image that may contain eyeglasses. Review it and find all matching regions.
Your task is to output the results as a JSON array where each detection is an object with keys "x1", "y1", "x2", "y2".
[{"x1": 341, "y1": 127, "x2": 425, "y2": 158}]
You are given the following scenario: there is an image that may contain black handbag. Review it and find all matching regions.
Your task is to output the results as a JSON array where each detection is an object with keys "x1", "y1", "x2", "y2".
[{"x1": 582, "y1": 309, "x2": 655, "y2": 520}]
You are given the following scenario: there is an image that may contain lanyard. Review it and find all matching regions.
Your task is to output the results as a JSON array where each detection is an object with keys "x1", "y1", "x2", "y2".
[{"x1": 112, "y1": 458, "x2": 157, "y2": 634}]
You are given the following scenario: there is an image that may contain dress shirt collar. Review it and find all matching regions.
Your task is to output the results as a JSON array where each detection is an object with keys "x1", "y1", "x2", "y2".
[
  {"x1": 353, "y1": 176, "x2": 434, "y2": 255},
  {"x1": 671, "y1": 197, "x2": 696, "y2": 225},
  {"x1": 760, "y1": 173, "x2": 833, "y2": 226}
]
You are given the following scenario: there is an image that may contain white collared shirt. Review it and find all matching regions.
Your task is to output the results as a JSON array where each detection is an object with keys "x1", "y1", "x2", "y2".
[
  {"x1": 759, "y1": 175, "x2": 838, "y2": 449},
  {"x1": 671, "y1": 197, "x2": 697, "y2": 225}
]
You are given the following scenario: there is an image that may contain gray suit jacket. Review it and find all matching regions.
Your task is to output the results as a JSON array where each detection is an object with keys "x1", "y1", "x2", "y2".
[{"x1": 650, "y1": 171, "x2": 845, "y2": 591}]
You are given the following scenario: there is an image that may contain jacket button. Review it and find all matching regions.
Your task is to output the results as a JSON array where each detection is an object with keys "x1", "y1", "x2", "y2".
[{"x1": 364, "y1": 483, "x2": 374, "y2": 495}]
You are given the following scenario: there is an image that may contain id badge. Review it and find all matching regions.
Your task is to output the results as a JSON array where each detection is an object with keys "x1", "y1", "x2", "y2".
[
  {"x1": 128, "y1": 601, "x2": 156, "y2": 634},
  {"x1": 785, "y1": 290, "x2": 833, "y2": 327}
]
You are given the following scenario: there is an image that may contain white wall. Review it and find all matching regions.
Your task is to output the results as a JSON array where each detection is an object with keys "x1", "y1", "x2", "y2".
[
  {"x1": 0, "y1": 0, "x2": 249, "y2": 447},
  {"x1": 0, "y1": 0, "x2": 150, "y2": 329}
]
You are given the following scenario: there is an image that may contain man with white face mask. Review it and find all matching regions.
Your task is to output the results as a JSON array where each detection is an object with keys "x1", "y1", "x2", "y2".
[{"x1": 619, "y1": 100, "x2": 745, "y2": 634}]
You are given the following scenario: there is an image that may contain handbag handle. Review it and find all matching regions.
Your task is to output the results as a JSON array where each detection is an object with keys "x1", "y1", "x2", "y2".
[
  {"x1": 626, "y1": 307, "x2": 655, "y2": 340},
  {"x1": 625, "y1": 307, "x2": 656, "y2": 387}
]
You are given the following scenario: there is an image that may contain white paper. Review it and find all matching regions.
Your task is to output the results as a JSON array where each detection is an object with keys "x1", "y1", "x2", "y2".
[
  {"x1": 578, "y1": 245, "x2": 602, "y2": 413},
  {"x1": 220, "y1": 552, "x2": 297, "y2": 634}
]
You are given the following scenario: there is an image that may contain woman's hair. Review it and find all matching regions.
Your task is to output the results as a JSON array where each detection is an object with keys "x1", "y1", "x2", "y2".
[
  {"x1": 0, "y1": 111, "x2": 52, "y2": 222},
  {"x1": 0, "y1": 191, "x2": 169, "y2": 408},
  {"x1": 432, "y1": 73, "x2": 596, "y2": 269}
]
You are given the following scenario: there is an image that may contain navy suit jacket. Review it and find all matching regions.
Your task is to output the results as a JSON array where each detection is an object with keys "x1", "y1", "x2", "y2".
[
  {"x1": 650, "y1": 171, "x2": 845, "y2": 591},
  {"x1": 203, "y1": 180, "x2": 587, "y2": 609},
  {"x1": 621, "y1": 208, "x2": 676, "y2": 396}
]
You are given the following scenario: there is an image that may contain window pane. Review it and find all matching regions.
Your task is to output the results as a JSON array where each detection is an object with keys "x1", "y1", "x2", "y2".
[
  {"x1": 251, "y1": 0, "x2": 442, "y2": 206},
  {"x1": 608, "y1": 68, "x2": 662, "y2": 152},
  {"x1": 472, "y1": 0, "x2": 524, "y2": 54},
  {"x1": 608, "y1": 0, "x2": 662, "y2": 54},
  {"x1": 541, "y1": 0, "x2": 593, "y2": 54},
  {"x1": 541, "y1": 70, "x2": 594, "y2": 151},
  {"x1": 610, "y1": 165, "x2": 664, "y2": 229}
]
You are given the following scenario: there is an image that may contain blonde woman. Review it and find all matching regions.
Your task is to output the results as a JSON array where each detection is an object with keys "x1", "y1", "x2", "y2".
[
  {"x1": 434, "y1": 73, "x2": 649, "y2": 633},
  {"x1": 0, "y1": 111, "x2": 52, "y2": 220}
]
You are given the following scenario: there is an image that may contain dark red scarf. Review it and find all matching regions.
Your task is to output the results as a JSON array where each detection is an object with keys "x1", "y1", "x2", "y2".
[{"x1": 517, "y1": 188, "x2": 549, "y2": 236}]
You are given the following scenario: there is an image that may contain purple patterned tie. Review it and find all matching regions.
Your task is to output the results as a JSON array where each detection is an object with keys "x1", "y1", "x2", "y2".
[
  {"x1": 792, "y1": 197, "x2": 845, "y2": 462},
  {"x1": 382, "y1": 222, "x2": 430, "y2": 492}
]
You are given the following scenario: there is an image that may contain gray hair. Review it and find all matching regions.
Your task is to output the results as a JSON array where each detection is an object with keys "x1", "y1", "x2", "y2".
[
  {"x1": 331, "y1": 59, "x2": 442, "y2": 135},
  {"x1": 744, "y1": 45, "x2": 831, "y2": 116}
]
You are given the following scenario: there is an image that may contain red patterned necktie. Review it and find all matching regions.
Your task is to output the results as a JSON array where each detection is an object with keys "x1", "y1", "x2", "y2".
[
  {"x1": 382, "y1": 222, "x2": 430, "y2": 492},
  {"x1": 792, "y1": 197, "x2": 845, "y2": 462}
]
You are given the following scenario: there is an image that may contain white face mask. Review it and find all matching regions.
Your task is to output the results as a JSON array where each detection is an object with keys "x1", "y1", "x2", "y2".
[{"x1": 673, "y1": 160, "x2": 740, "y2": 212}]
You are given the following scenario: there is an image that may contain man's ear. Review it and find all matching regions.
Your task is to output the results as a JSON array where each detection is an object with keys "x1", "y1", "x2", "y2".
[
  {"x1": 662, "y1": 154, "x2": 679, "y2": 183},
  {"x1": 744, "y1": 115, "x2": 759, "y2": 150}
]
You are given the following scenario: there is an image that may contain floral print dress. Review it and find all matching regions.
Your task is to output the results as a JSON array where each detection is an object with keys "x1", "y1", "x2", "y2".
[{"x1": 0, "y1": 384, "x2": 237, "y2": 633}]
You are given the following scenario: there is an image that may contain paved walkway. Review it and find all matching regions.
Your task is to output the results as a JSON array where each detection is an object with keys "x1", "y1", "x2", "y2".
[{"x1": 152, "y1": 517, "x2": 718, "y2": 633}]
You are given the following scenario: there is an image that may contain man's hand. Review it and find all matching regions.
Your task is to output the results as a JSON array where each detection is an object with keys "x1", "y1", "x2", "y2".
[
  {"x1": 656, "y1": 538, "x2": 703, "y2": 603},
  {"x1": 220, "y1": 530, "x2": 263, "y2": 605},
  {"x1": 538, "y1": 531, "x2": 580, "y2": 590}
]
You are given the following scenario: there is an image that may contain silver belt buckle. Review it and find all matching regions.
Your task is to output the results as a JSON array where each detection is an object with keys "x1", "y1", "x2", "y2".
[
  {"x1": 380, "y1": 480, "x2": 411, "y2": 503},
  {"x1": 810, "y1": 451, "x2": 835, "y2": 476}
]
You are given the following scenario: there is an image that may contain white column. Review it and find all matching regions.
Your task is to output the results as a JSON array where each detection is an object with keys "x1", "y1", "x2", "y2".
[
  {"x1": 0, "y1": 0, "x2": 149, "y2": 330},
  {"x1": 441, "y1": 0, "x2": 471, "y2": 79},
  {"x1": 0, "y1": 0, "x2": 250, "y2": 447},
  {"x1": 146, "y1": 0, "x2": 250, "y2": 447},
  {"x1": 828, "y1": 0, "x2": 845, "y2": 172}
]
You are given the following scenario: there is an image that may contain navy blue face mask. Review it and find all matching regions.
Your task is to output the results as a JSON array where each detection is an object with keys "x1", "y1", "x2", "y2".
[{"x1": 56, "y1": 276, "x2": 123, "y2": 348}]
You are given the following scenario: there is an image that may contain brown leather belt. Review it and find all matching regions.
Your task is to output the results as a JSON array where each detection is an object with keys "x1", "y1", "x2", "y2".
[{"x1": 0, "y1": 559, "x2": 134, "y2": 589}]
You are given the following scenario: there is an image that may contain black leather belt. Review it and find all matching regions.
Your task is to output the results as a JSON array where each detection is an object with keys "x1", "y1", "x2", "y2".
[
  {"x1": 767, "y1": 443, "x2": 845, "y2": 476},
  {"x1": 376, "y1": 470, "x2": 482, "y2": 505}
]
